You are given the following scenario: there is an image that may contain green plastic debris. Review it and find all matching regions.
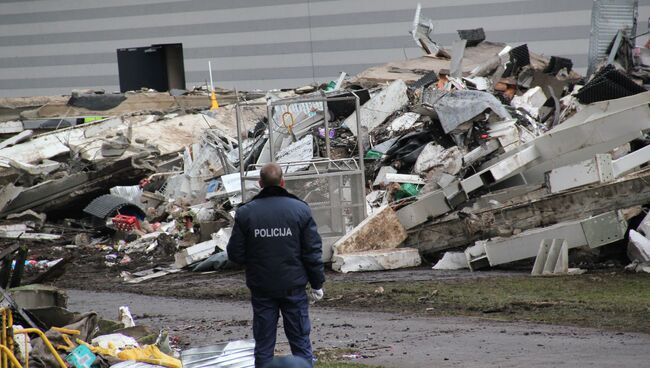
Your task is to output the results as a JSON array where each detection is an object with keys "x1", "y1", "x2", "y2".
[
  {"x1": 325, "y1": 80, "x2": 337, "y2": 91},
  {"x1": 395, "y1": 183, "x2": 421, "y2": 200},
  {"x1": 365, "y1": 150, "x2": 382, "y2": 159},
  {"x1": 65, "y1": 345, "x2": 96, "y2": 368},
  {"x1": 83, "y1": 116, "x2": 104, "y2": 123}
]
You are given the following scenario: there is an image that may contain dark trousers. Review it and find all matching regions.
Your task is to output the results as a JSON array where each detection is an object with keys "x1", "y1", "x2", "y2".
[{"x1": 251, "y1": 288, "x2": 313, "y2": 368}]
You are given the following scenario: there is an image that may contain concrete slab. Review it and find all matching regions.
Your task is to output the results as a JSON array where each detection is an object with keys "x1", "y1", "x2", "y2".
[
  {"x1": 344, "y1": 80, "x2": 408, "y2": 136},
  {"x1": 174, "y1": 239, "x2": 218, "y2": 268},
  {"x1": 334, "y1": 205, "x2": 407, "y2": 255},
  {"x1": 332, "y1": 248, "x2": 422, "y2": 273}
]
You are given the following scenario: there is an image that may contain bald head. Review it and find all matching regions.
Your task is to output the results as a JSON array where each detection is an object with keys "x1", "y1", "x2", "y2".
[{"x1": 259, "y1": 163, "x2": 284, "y2": 188}]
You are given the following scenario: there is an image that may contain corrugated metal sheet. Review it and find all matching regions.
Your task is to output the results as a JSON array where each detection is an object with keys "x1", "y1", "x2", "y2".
[
  {"x1": 1, "y1": 0, "x2": 650, "y2": 97},
  {"x1": 83, "y1": 194, "x2": 145, "y2": 219},
  {"x1": 588, "y1": 0, "x2": 638, "y2": 75},
  {"x1": 181, "y1": 340, "x2": 255, "y2": 368}
]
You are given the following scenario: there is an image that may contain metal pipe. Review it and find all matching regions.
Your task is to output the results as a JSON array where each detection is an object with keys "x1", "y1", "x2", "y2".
[
  {"x1": 7, "y1": 311, "x2": 12, "y2": 368},
  {"x1": 267, "y1": 103, "x2": 275, "y2": 162},
  {"x1": 2, "y1": 308, "x2": 7, "y2": 368},
  {"x1": 352, "y1": 92, "x2": 368, "y2": 219},
  {"x1": 0, "y1": 346, "x2": 21, "y2": 368},
  {"x1": 323, "y1": 100, "x2": 331, "y2": 161},
  {"x1": 208, "y1": 61, "x2": 215, "y2": 93},
  {"x1": 235, "y1": 95, "x2": 246, "y2": 203},
  {"x1": 13, "y1": 329, "x2": 66, "y2": 368},
  {"x1": 269, "y1": 96, "x2": 357, "y2": 106}
]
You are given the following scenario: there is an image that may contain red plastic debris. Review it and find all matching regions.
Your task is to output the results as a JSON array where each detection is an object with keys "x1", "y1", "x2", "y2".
[{"x1": 112, "y1": 214, "x2": 141, "y2": 232}]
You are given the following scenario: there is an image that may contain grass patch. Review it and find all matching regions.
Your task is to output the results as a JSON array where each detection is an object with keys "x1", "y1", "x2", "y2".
[{"x1": 319, "y1": 272, "x2": 650, "y2": 333}]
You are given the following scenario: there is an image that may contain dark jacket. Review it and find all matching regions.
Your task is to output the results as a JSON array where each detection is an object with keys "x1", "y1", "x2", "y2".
[{"x1": 226, "y1": 186, "x2": 325, "y2": 296}]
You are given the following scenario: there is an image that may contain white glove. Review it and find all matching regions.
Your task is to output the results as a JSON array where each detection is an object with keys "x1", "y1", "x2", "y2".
[{"x1": 310, "y1": 288, "x2": 324, "y2": 302}]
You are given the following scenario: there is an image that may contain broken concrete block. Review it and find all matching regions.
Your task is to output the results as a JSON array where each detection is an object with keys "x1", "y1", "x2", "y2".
[
  {"x1": 0, "y1": 130, "x2": 33, "y2": 150},
  {"x1": 212, "y1": 227, "x2": 232, "y2": 252},
  {"x1": 511, "y1": 86, "x2": 547, "y2": 118},
  {"x1": 464, "y1": 241, "x2": 489, "y2": 271},
  {"x1": 332, "y1": 248, "x2": 421, "y2": 273},
  {"x1": 638, "y1": 212, "x2": 650, "y2": 237},
  {"x1": 333, "y1": 206, "x2": 407, "y2": 254},
  {"x1": 432, "y1": 252, "x2": 468, "y2": 270},
  {"x1": 388, "y1": 112, "x2": 420, "y2": 133},
  {"x1": 0, "y1": 121, "x2": 24, "y2": 134},
  {"x1": 174, "y1": 239, "x2": 218, "y2": 268},
  {"x1": 628, "y1": 230, "x2": 650, "y2": 263},
  {"x1": 373, "y1": 166, "x2": 397, "y2": 187},
  {"x1": 321, "y1": 236, "x2": 339, "y2": 263},
  {"x1": 7, "y1": 158, "x2": 61, "y2": 176},
  {"x1": 0, "y1": 183, "x2": 24, "y2": 213},
  {"x1": 344, "y1": 80, "x2": 409, "y2": 136},
  {"x1": 415, "y1": 144, "x2": 463, "y2": 178},
  {"x1": 9, "y1": 285, "x2": 67, "y2": 309},
  {"x1": 396, "y1": 190, "x2": 450, "y2": 229}
]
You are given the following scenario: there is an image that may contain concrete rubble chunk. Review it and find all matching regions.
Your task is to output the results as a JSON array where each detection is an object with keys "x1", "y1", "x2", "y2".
[
  {"x1": 174, "y1": 238, "x2": 219, "y2": 269},
  {"x1": 333, "y1": 206, "x2": 407, "y2": 255},
  {"x1": 637, "y1": 211, "x2": 650, "y2": 237},
  {"x1": 432, "y1": 252, "x2": 468, "y2": 270},
  {"x1": 0, "y1": 130, "x2": 33, "y2": 150},
  {"x1": 511, "y1": 86, "x2": 547, "y2": 118},
  {"x1": 415, "y1": 144, "x2": 463, "y2": 179},
  {"x1": 373, "y1": 166, "x2": 398, "y2": 188},
  {"x1": 0, "y1": 121, "x2": 24, "y2": 134},
  {"x1": 388, "y1": 112, "x2": 420, "y2": 133},
  {"x1": 7, "y1": 158, "x2": 61, "y2": 177},
  {"x1": 332, "y1": 248, "x2": 422, "y2": 273},
  {"x1": 0, "y1": 183, "x2": 23, "y2": 213},
  {"x1": 628, "y1": 230, "x2": 650, "y2": 263},
  {"x1": 344, "y1": 80, "x2": 408, "y2": 136}
]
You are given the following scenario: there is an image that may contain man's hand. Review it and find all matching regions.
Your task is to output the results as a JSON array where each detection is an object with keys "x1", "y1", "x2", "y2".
[{"x1": 310, "y1": 288, "x2": 324, "y2": 302}]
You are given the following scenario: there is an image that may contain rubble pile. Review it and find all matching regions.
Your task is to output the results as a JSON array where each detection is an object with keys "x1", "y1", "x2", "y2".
[
  {"x1": 2, "y1": 3, "x2": 650, "y2": 365},
  {"x1": 0, "y1": 11, "x2": 650, "y2": 292},
  {"x1": 0, "y1": 282, "x2": 254, "y2": 367}
]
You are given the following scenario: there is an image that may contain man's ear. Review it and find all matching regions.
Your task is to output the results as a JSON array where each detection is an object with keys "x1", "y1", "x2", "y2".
[
  {"x1": 258, "y1": 179, "x2": 264, "y2": 188},
  {"x1": 280, "y1": 178, "x2": 285, "y2": 188}
]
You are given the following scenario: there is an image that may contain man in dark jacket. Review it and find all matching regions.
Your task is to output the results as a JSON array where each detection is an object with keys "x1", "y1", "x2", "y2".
[{"x1": 227, "y1": 163, "x2": 325, "y2": 368}]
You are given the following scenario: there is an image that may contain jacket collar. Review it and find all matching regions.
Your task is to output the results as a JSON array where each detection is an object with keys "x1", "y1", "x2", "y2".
[{"x1": 250, "y1": 185, "x2": 304, "y2": 203}]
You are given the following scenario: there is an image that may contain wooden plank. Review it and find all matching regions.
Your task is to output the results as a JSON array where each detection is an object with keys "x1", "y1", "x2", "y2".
[{"x1": 406, "y1": 168, "x2": 650, "y2": 255}]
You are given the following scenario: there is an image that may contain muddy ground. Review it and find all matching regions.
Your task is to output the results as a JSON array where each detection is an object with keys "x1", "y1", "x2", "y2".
[
  {"x1": 66, "y1": 289, "x2": 650, "y2": 368},
  {"x1": 34, "y1": 243, "x2": 650, "y2": 366}
]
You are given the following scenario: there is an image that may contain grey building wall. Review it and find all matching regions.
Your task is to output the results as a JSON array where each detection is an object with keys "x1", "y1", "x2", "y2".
[{"x1": 0, "y1": 0, "x2": 649, "y2": 97}]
